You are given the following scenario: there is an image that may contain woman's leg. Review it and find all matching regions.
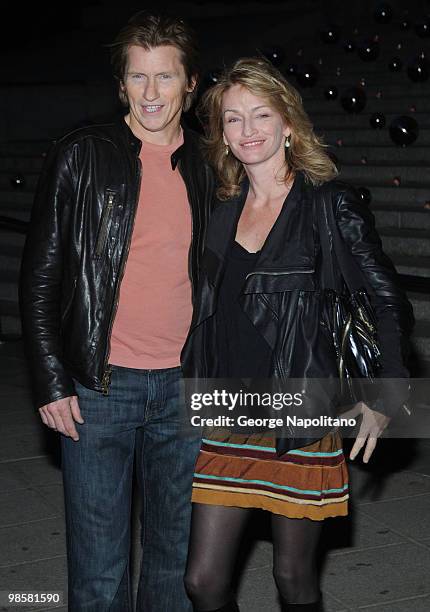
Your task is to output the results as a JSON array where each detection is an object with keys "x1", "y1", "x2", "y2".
[
  {"x1": 271, "y1": 514, "x2": 323, "y2": 608},
  {"x1": 184, "y1": 502, "x2": 251, "y2": 611}
]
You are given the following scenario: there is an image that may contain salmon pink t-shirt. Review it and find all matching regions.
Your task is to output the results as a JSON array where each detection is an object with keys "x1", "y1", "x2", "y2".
[{"x1": 109, "y1": 132, "x2": 193, "y2": 369}]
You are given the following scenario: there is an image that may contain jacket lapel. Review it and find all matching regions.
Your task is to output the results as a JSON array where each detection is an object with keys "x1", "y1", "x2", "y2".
[
  {"x1": 242, "y1": 172, "x2": 316, "y2": 294},
  {"x1": 190, "y1": 172, "x2": 316, "y2": 333},
  {"x1": 188, "y1": 183, "x2": 248, "y2": 331}
]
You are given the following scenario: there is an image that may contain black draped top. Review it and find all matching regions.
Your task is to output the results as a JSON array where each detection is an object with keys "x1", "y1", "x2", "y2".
[{"x1": 215, "y1": 240, "x2": 272, "y2": 380}]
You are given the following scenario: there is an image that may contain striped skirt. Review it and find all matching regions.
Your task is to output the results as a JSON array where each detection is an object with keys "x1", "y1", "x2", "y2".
[{"x1": 192, "y1": 428, "x2": 349, "y2": 520}]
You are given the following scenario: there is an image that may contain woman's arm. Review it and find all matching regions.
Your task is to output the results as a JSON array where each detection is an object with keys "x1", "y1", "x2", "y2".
[{"x1": 333, "y1": 183, "x2": 415, "y2": 417}]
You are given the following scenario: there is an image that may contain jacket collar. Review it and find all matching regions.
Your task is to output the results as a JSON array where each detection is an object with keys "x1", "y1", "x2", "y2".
[
  {"x1": 116, "y1": 115, "x2": 142, "y2": 154},
  {"x1": 171, "y1": 124, "x2": 201, "y2": 170},
  {"x1": 115, "y1": 114, "x2": 200, "y2": 167}
]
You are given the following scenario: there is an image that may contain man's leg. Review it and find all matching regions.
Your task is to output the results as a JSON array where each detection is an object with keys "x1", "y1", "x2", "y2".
[
  {"x1": 135, "y1": 366, "x2": 201, "y2": 612},
  {"x1": 61, "y1": 367, "x2": 145, "y2": 611}
]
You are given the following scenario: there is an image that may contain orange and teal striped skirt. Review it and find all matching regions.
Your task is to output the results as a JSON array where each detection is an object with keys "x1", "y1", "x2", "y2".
[{"x1": 192, "y1": 429, "x2": 349, "y2": 520}]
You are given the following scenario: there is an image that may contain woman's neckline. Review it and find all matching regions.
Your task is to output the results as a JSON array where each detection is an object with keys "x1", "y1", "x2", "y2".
[{"x1": 233, "y1": 240, "x2": 261, "y2": 256}]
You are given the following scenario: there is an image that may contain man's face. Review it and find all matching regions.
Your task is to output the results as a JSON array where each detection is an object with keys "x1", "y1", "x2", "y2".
[{"x1": 121, "y1": 45, "x2": 195, "y2": 144}]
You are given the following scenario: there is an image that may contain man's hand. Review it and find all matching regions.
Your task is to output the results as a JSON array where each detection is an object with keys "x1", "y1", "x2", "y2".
[
  {"x1": 39, "y1": 396, "x2": 84, "y2": 441},
  {"x1": 340, "y1": 401, "x2": 391, "y2": 463}
]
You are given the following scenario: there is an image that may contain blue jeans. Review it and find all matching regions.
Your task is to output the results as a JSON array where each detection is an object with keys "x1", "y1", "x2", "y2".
[{"x1": 61, "y1": 364, "x2": 200, "y2": 611}]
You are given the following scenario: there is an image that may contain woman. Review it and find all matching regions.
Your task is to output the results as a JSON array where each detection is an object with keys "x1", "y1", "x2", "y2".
[{"x1": 182, "y1": 58, "x2": 413, "y2": 612}]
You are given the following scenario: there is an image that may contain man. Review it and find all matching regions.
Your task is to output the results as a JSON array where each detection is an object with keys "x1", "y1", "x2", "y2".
[{"x1": 20, "y1": 11, "x2": 213, "y2": 611}]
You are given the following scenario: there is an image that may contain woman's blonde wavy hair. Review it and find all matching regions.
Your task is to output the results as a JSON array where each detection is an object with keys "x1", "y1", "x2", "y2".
[{"x1": 197, "y1": 57, "x2": 338, "y2": 200}]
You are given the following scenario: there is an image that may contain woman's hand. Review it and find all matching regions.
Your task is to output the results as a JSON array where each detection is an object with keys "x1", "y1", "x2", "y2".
[{"x1": 340, "y1": 401, "x2": 391, "y2": 463}]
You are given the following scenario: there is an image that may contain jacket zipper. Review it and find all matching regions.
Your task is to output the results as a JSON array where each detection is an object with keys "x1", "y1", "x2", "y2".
[
  {"x1": 95, "y1": 192, "x2": 115, "y2": 257},
  {"x1": 101, "y1": 161, "x2": 142, "y2": 394},
  {"x1": 245, "y1": 268, "x2": 314, "y2": 280}
]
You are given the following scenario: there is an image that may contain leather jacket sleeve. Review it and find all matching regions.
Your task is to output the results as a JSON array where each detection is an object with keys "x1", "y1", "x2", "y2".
[
  {"x1": 334, "y1": 184, "x2": 415, "y2": 416},
  {"x1": 19, "y1": 142, "x2": 77, "y2": 409}
]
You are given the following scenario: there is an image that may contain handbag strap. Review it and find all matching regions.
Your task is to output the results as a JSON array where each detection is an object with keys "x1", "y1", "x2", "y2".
[
  {"x1": 316, "y1": 188, "x2": 368, "y2": 294},
  {"x1": 315, "y1": 194, "x2": 337, "y2": 291}
]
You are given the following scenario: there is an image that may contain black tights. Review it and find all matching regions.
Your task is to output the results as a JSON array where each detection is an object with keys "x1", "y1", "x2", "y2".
[{"x1": 184, "y1": 503, "x2": 322, "y2": 611}]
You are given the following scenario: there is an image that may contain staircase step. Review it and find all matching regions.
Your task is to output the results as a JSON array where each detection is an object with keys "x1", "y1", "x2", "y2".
[
  {"x1": 0, "y1": 190, "x2": 35, "y2": 205},
  {"x1": 313, "y1": 112, "x2": 430, "y2": 130},
  {"x1": 372, "y1": 203, "x2": 430, "y2": 231},
  {"x1": 392, "y1": 255, "x2": 430, "y2": 278},
  {"x1": 380, "y1": 227, "x2": 430, "y2": 257},
  {"x1": 0, "y1": 239, "x2": 24, "y2": 258},
  {"x1": 411, "y1": 321, "x2": 430, "y2": 361},
  {"x1": 318, "y1": 54, "x2": 430, "y2": 76},
  {"x1": 0, "y1": 231, "x2": 26, "y2": 249},
  {"x1": 0, "y1": 171, "x2": 40, "y2": 191},
  {"x1": 0, "y1": 155, "x2": 45, "y2": 172},
  {"x1": 347, "y1": 182, "x2": 430, "y2": 205},
  {"x1": 331, "y1": 146, "x2": 430, "y2": 164},
  {"x1": 0, "y1": 298, "x2": 20, "y2": 317},
  {"x1": 301, "y1": 82, "x2": 430, "y2": 99},
  {"x1": 323, "y1": 128, "x2": 430, "y2": 146},
  {"x1": 0, "y1": 299, "x2": 21, "y2": 337},
  {"x1": 0, "y1": 279, "x2": 18, "y2": 303},
  {"x1": 300, "y1": 75, "x2": 430, "y2": 92},
  {"x1": 0, "y1": 207, "x2": 32, "y2": 222},
  {"x1": 408, "y1": 292, "x2": 430, "y2": 323},
  {"x1": 304, "y1": 97, "x2": 430, "y2": 114},
  {"x1": 338, "y1": 163, "x2": 430, "y2": 183},
  {"x1": 1, "y1": 141, "x2": 52, "y2": 156},
  {"x1": 0, "y1": 243, "x2": 24, "y2": 274}
]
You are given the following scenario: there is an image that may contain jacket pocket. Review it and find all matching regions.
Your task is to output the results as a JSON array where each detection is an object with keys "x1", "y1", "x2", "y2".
[
  {"x1": 94, "y1": 189, "x2": 117, "y2": 258},
  {"x1": 243, "y1": 267, "x2": 315, "y2": 293}
]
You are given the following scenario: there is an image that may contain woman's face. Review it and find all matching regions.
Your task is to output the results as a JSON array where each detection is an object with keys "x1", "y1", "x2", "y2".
[{"x1": 221, "y1": 84, "x2": 290, "y2": 167}]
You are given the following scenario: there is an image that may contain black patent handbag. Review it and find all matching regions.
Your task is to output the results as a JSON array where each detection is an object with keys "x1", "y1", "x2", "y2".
[{"x1": 316, "y1": 194, "x2": 382, "y2": 406}]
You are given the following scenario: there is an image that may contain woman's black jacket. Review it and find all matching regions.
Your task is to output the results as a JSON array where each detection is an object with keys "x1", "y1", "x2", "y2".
[{"x1": 181, "y1": 172, "x2": 414, "y2": 429}]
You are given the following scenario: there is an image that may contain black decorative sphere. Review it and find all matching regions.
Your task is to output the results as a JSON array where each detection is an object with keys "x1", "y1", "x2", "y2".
[
  {"x1": 261, "y1": 45, "x2": 285, "y2": 67},
  {"x1": 370, "y1": 112, "x2": 386, "y2": 129},
  {"x1": 407, "y1": 56, "x2": 430, "y2": 82},
  {"x1": 296, "y1": 64, "x2": 319, "y2": 87},
  {"x1": 327, "y1": 150, "x2": 340, "y2": 168},
  {"x1": 324, "y1": 86, "x2": 338, "y2": 100},
  {"x1": 340, "y1": 87, "x2": 367, "y2": 113},
  {"x1": 320, "y1": 24, "x2": 340, "y2": 44},
  {"x1": 388, "y1": 57, "x2": 403, "y2": 71},
  {"x1": 202, "y1": 69, "x2": 222, "y2": 90},
  {"x1": 373, "y1": 2, "x2": 393, "y2": 23},
  {"x1": 343, "y1": 40, "x2": 355, "y2": 53},
  {"x1": 284, "y1": 63, "x2": 298, "y2": 77},
  {"x1": 357, "y1": 38, "x2": 380, "y2": 61},
  {"x1": 389, "y1": 115, "x2": 419, "y2": 146},
  {"x1": 10, "y1": 174, "x2": 25, "y2": 189},
  {"x1": 374, "y1": 2, "x2": 393, "y2": 23},
  {"x1": 400, "y1": 19, "x2": 411, "y2": 31},
  {"x1": 415, "y1": 18, "x2": 430, "y2": 38},
  {"x1": 357, "y1": 187, "x2": 372, "y2": 206}
]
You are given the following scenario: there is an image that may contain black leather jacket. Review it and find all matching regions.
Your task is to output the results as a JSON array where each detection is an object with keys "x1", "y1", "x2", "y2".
[
  {"x1": 20, "y1": 118, "x2": 214, "y2": 409},
  {"x1": 181, "y1": 172, "x2": 414, "y2": 420}
]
